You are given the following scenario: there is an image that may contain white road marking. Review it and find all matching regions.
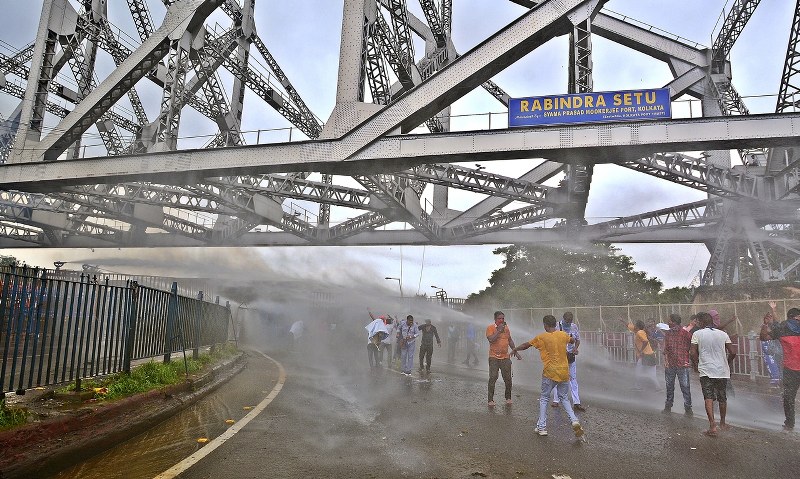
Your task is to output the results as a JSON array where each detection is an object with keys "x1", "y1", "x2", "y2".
[{"x1": 152, "y1": 352, "x2": 286, "y2": 479}]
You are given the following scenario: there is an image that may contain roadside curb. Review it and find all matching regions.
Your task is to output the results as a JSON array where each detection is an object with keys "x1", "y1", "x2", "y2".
[{"x1": 0, "y1": 352, "x2": 247, "y2": 479}]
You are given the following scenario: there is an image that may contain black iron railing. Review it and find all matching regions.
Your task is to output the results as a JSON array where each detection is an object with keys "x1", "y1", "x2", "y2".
[{"x1": 0, "y1": 266, "x2": 230, "y2": 394}]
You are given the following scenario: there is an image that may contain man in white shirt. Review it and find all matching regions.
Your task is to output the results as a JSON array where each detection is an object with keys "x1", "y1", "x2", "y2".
[
  {"x1": 365, "y1": 314, "x2": 389, "y2": 369},
  {"x1": 690, "y1": 311, "x2": 737, "y2": 437}
]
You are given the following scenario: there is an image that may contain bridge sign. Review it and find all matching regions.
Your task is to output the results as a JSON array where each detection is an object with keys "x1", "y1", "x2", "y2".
[{"x1": 509, "y1": 88, "x2": 671, "y2": 127}]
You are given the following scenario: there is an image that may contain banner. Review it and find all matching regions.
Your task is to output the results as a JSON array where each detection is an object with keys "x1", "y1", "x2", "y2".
[{"x1": 509, "y1": 88, "x2": 671, "y2": 127}]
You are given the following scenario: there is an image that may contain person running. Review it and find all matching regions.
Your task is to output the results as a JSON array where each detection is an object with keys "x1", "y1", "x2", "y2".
[
  {"x1": 486, "y1": 311, "x2": 521, "y2": 407},
  {"x1": 662, "y1": 313, "x2": 693, "y2": 416},
  {"x1": 690, "y1": 311, "x2": 736, "y2": 437},
  {"x1": 418, "y1": 319, "x2": 441, "y2": 373},
  {"x1": 760, "y1": 304, "x2": 800, "y2": 431},
  {"x1": 512, "y1": 314, "x2": 584, "y2": 438},
  {"x1": 398, "y1": 315, "x2": 419, "y2": 376},
  {"x1": 550, "y1": 312, "x2": 585, "y2": 411}
]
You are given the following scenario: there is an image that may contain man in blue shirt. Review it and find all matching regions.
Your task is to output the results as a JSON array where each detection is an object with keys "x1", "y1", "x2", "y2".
[
  {"x1": 398, "y1": 315, "x2": 419, "y2": 376},
  {"x1": 463, "y1": 322, "x2": 478, "y2": 367}
]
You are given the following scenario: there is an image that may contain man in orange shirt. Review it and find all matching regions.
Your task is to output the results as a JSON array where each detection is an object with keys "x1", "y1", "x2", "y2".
[
  {"x1": 486, "y1": 311, "x2": 521, "y2": 407},
  {"x1": 513, "y1": 315, "x2": 584, "y2": 438}
]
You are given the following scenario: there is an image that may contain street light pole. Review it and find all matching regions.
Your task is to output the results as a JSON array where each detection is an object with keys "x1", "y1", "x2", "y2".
[
  {"x1": 385, "y1": 277, "x2": 403, "y2": 298},
  {"x1": 431, "y1": 285, "x2": 447, "y2": 305}
]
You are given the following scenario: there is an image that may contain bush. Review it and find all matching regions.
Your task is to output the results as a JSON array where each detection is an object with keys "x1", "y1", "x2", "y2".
[
  {"x1": 0, "y1": 398, "x2": 29, "y2": 431},
  {"x1": 57, "y1": 344, "x2": 239, "y2": 401}
]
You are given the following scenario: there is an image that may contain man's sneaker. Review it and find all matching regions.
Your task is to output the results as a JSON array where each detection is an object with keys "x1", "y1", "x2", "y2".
[
  {"x1": 488, "y1": 400, "x2": 496, "y2": 408},
  {"x1": 684, "y1": 407, "x2": 693, "y2": 417},
  {"x1": 572, "y1": 421, "x2": 584, "y2": 437},
  {"x1": 534, "y1": 428, "x2": 548, "y2": 436},
  {"x1": 661, "y1": 407, "x2": 672, "y2": 414},
  {"x1": 574, "y1": 404, "x2": 586, "y2": 412},
  {"x1": 783, "y1": 423, "x2": 795, "y2": 431}
]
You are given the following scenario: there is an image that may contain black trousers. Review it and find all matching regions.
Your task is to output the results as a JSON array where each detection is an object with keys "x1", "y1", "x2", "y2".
[
  {"x1": 784, "y1": 367, "x2": 800, "y2": 428},
  {"x1": 488, "y1": 357, "x2": 512, "y2": 401},
  {"x1": 419, "y1": 343, "x2": 434, "y2": 370}
]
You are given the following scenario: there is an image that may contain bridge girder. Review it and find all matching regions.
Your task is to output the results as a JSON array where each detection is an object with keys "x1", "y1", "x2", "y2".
[{"x1": 0, "y1": 0, "x2": 799, "y2": 286}]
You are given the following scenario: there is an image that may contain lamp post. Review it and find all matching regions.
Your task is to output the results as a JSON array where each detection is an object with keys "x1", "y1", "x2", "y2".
[
  {"x1": 385, "y1": 277, "x2": 403, "y2": 298},
  {"x1": 431, "y1": 285, "x2": 447, "y2": 305}
]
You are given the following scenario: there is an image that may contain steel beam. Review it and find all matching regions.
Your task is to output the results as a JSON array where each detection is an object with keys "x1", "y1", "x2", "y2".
[{"x1": 2, "y1": 113, "x2": 800, "y2": 190}]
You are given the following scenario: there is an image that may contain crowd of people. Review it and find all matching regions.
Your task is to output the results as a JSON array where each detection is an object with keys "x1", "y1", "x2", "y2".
[
  {"x1": 609, "y1": 305, "x2": 799, "y2": 436},
  {"x1": 363, "y1": 309, "x2": 587, "y2": 439},
  {"x1": 360, "y1": 304, "x2": 800, "y2": 439}
]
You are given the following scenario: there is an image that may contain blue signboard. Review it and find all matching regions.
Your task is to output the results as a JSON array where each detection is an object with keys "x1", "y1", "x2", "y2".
[{"x1": 508, "y1": 88, "x2": 671, "y2": 127}]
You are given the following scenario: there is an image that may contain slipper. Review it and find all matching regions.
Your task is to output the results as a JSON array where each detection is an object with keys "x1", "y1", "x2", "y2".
[{"x1": 703, "y1": 430, "x2": 718, "y2": 437}]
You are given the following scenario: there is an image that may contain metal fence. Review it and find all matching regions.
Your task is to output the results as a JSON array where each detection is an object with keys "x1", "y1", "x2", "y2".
[
  {"x1": 579, "y1": 331, "x2": 773, "y2": 381},
  {"x1": 0, "y1": 266, "x2": 231, "y2": 394},
  {"x1": 501, "y1": 299, "x2": 797, "y2": 383},
  {"x1": 502, "y1": 299, "x2": 798, "y2": 337}
]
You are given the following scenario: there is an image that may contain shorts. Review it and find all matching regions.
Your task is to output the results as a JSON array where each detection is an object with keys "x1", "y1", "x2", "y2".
[{"x1": 699, "y1": 376, "x2": 728, "y2": 402}]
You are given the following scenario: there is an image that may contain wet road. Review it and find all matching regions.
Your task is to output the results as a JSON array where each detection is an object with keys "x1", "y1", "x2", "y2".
[
  {"x1": 176, "y1": 344, "x2": 798, "y2": 479},
  {"x1": 50, "y1": 343, "x2": 800, "y2": 478}
]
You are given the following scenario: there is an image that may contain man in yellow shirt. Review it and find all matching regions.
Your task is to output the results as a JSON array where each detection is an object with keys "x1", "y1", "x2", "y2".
[{"x1": 513, "y1": 315, "x2": 584, "y2": 438}]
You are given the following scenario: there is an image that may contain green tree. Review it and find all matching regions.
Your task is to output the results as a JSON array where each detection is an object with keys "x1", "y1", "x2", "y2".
[
  {"x1": 465, "y1": 243, "x2": 664, "y2": 310},
  {"x1": 0, "y1": 255, "x2": 16, "y2": 267},
  {"x1": 658, "y1": 286, "x2": 694, "y2": 304}
]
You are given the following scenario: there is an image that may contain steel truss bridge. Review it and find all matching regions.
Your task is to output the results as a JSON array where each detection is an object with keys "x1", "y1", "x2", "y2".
[{"x1": 1, "y1": 0, "x2": 800, "y2": 286}]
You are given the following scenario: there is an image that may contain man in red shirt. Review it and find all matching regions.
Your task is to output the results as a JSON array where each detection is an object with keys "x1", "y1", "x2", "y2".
[
  {"x1": 486, "y1": 311, "x2": 521, "y2": 407},
  {"x1": 662, "y1": 313, "x2": 693, "y2": 416},
  {"x1": 760, "y1": 306, "x2": 800, "y2": 430}
]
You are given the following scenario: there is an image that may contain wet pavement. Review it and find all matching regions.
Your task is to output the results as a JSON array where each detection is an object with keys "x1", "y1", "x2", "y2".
[
  {"x1": 42, "y1": 353, "x2": 279, "y2": 479},
  {"x1": 163, "y1": 343, "x2": 799, "y2": 479},
  {"x1": 26, "y1": 339, "x2": 800, "y2": 479}
]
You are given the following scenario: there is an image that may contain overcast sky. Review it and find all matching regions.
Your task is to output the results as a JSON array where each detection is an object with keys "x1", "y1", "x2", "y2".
[{"x1": 0, "y1": 1, "x2": 794, "y2": 299}]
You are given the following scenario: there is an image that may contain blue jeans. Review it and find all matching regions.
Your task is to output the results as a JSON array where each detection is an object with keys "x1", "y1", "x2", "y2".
[
  {"x1": 538, "y1": 377, "x2": 578, "y2": 430},
  {"x1": 664, "y1": 366, "x2": 692, "y2": 409},
  {"x1": 401, "y1": 341, "x2": 416, "y2": 373},
  {"x1": 551, "y1": 360, "x2": 580, "y2": 405}
]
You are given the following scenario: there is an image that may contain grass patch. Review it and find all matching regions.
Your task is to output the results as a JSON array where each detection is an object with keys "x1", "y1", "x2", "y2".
[
  {"x1": 61, "y1": 342, "x2": 239, "y2": 401},
  {"x1": 0, "y1": 398, "x2": 29, "y2": 431}
]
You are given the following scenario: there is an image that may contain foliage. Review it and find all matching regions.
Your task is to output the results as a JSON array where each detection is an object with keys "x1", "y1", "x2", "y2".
[
  {"x1": 0, "y1": 255, "x2": 17, "y2": 267},
  {"x1": 658, "y1": 286, "x2": 694, "y2": 304},
  {"x1": 62, "y1": 343, "x2": 239, "y2": 401},
  {"x1": 465, "y1": 243, "x2": 665, "y2": 311},
  {"x1": 0, "y1": 398, "x2": 29, "y2": 430}
]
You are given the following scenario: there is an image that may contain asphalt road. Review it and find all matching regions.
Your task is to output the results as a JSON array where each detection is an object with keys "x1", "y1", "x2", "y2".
[{"x1": 172, "y1": 341, "x2": 800, "y2": 479}]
